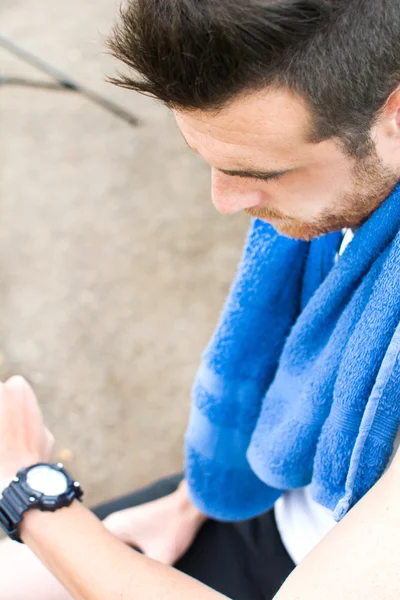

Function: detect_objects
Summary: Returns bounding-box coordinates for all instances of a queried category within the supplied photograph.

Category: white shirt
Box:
[274,229,400,565]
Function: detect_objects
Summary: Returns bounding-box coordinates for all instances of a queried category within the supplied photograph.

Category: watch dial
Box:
[26,465,68,496]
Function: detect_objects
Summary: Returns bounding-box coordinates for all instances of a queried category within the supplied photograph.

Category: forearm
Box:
[21,497,221,600]
[274,468,400,600]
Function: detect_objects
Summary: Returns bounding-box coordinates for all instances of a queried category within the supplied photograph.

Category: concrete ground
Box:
[0,0,248,506]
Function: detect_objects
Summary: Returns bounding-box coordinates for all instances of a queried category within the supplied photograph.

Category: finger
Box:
[102,514,124,533]
[102,514,137,544]
[4,377,44,452]
[145,547,174,566]
[0,379,26,453]
[42,428,55,460]
[102,514,146,554]
[4,377,42,419]
[45,428,55,447]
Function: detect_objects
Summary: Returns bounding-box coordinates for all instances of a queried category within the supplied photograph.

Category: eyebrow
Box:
[179,132,293,181]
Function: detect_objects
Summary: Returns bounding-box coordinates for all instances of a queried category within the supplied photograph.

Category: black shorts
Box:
[93,474,295,600]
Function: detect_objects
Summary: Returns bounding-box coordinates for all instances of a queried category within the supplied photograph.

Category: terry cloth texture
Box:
[185,183,400,522]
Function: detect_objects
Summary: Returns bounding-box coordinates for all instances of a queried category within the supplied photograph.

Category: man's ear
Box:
[379,86,400,138]
[372,86,400,168]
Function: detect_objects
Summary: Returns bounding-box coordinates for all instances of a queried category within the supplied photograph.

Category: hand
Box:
[103,480,207,565]
[0,376,54,492]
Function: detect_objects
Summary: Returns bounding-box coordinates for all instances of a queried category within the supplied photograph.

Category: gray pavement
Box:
[0,1,248,505]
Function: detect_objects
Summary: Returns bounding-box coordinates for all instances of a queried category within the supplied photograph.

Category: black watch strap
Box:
[0,480,35,541]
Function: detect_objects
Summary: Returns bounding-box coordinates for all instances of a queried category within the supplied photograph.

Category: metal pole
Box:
[0,35,140,126]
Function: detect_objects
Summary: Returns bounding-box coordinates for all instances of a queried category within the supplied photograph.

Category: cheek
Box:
[270,165,352,218]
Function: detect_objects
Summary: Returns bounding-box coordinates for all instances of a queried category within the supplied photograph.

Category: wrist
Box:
[174,480,208,526]
[20,498,81,542]
[0,463,83,544]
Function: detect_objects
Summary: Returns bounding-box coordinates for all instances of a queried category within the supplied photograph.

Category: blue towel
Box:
[185,182,400,522]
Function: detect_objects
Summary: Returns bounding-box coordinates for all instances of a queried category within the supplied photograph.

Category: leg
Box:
[175,501,295,600]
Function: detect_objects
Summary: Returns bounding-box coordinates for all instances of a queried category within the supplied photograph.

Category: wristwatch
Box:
[0,462,83,543]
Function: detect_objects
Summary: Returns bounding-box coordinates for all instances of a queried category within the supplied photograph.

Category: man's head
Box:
[108,0,400,240]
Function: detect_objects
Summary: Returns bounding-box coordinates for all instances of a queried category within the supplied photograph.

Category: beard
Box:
[245,151,399,241]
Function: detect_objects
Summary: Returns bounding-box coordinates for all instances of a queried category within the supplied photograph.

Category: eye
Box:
[254,173,285,183]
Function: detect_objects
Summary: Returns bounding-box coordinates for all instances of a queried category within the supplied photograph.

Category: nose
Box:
[211,169,263,215]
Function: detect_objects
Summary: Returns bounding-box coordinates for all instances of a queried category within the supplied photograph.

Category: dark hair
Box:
[108,0,400,157]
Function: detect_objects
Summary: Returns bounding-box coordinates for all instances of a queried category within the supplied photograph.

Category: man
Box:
[1,1,400,598]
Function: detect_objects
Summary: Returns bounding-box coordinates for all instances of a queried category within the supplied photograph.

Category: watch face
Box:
[26,465,68,496]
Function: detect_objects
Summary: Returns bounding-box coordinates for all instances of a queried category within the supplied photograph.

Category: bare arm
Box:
[21,498,226,600]
[274,464,400,600]
[0,479,207,600]
[21,463,400,600]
